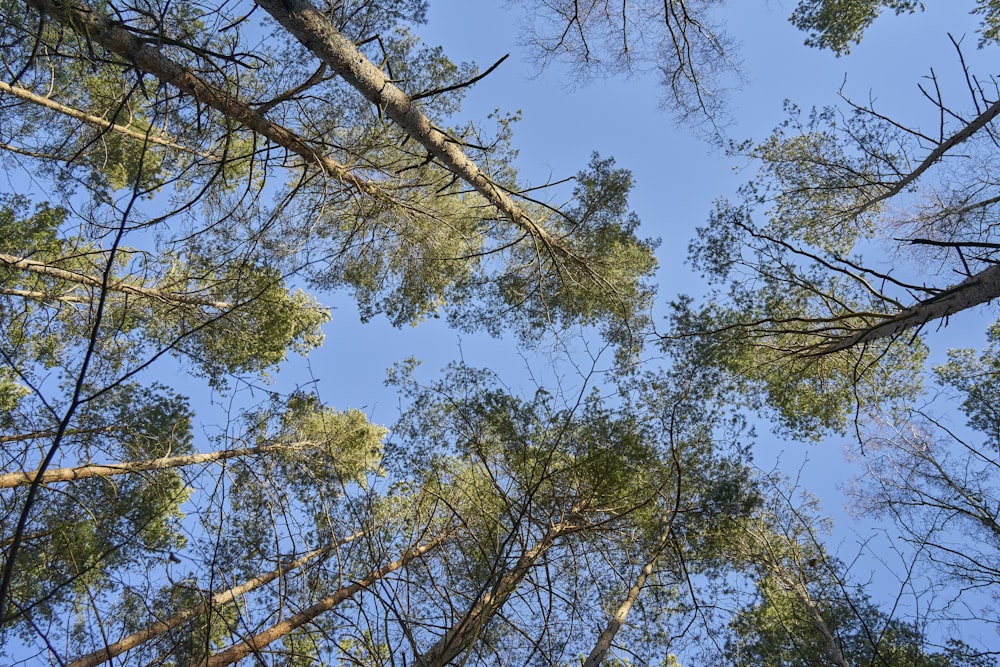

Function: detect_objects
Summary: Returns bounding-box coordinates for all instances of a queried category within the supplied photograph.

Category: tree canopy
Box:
[2,0,1000,665]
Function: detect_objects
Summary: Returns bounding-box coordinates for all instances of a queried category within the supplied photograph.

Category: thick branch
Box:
[22,0,394,203]
[0,441,314,488]
[819,262,1000,353]
[67,532,363,667]
[252,0,571,258]
[0,252,230,309]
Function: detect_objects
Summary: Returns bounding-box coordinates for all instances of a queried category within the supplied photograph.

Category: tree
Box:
[842,326,1000,640]
[5,0,1000,664]
[666,29,1000,435]
[508,0,740,125]
[716,477,991,667]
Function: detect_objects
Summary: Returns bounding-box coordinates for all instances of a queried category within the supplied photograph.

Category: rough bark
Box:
[820,262,1000,354]
[0,441,312,489]
[67,532,363,667]
[252,0,574,260]
[198,534,447,667]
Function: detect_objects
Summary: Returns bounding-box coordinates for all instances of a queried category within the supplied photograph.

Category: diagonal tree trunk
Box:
[22,0,412,209]
[0,252,232,310]
[581,512,678,667]
[0,79,221,160]
[819,262,1000,354]
[0,440,315,489]
[414,506,586,667]
[198,534,448,667]
[67,532,363,667]
[252,0,573,261]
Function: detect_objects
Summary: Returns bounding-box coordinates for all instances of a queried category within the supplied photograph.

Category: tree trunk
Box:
[252,0,572,260]
[0,441,313,489]
[22,0,399,206]
[67,532,362,667]
[0,79,220,160]
[582,513,677,667]
[197,534,448,667]
[821,262,1000,354]
[0,252,232,310]
[414,504,587,667]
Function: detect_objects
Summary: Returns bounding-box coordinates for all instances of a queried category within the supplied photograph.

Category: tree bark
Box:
[820,262,1000,354]
[252,0,574,260]
[22,0,402,207]
[0,441,314,489]
[0,252,232,310]
[581,516,676,667]
[414,504,586,667]
[67,532,363,667]
[198,534,447,667]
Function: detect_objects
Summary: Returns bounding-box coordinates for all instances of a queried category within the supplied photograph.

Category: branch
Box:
[818,262,1000,354]
[0,79,222,161]
[0,440,318,489]
[22,0,410,210]
[199,534,448,667]
[251,0,574,260]
[0,251,232,309]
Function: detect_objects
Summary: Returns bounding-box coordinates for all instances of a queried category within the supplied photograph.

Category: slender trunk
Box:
[0,425,116,444]
[821,262,1000,354]
[198,534,447,667]
[860,97,1000,214]
[415,505,586,667]
[252,0,572,260]
[779,572,851,667]
[0,441,313,489]
[582,518,676,667]
[67,532,362,667]
[0,252,231,310]
[0,79,219,160]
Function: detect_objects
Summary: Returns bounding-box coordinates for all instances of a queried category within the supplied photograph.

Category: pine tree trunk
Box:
[67,532,363,667]
[582,510,677,667]
[198,534,448,667]
[23,0,397,204]
[252,0,571,259]
[414,503,587,667]
[822,263,1000,353]
[0,252,232,309]
[0,441,310,489]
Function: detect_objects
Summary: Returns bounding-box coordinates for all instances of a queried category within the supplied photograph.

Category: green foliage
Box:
[728,577,989,666]
[467,153,658,358]
[789,0,924,54]
[119,582,240,667]
[277,391,388,488]
[671,103,932,437]
[1,383,194,639]
[935,321,1000,449]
